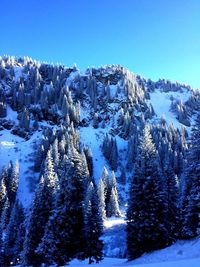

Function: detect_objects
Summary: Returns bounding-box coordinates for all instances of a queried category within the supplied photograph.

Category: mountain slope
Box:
[0,56,200,265]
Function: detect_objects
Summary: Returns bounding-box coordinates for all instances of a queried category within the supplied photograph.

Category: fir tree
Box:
[37,150,89,266]
[97,178,106,220]
[126,125,169,260]
[164,160,179,242]
[83,146,93,177]
[84,182,103,264]
[23,149,58,266]
[0,225,4,267]
[9,161,19,204]
[4,200,25,266]
[1,197,11,231]
[107,172,121,217]
[0,168,7,217]
[181,115,200,238]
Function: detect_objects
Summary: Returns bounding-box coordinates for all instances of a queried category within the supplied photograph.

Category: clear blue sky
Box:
[0,0,199,88]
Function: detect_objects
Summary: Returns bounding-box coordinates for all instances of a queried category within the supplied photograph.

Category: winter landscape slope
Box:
[0,56,200,266]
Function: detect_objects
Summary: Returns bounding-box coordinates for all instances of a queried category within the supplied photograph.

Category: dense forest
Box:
[0,56,199,266]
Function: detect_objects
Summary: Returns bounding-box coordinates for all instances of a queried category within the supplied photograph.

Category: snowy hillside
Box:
[0,56,200,266]
[67,237,200,266]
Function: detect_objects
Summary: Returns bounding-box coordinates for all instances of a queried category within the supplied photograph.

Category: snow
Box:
[103,217,127,258]
[79,125,110,181]
[149,88,191,129]
[0,105,43,207]
[6,105,18,121]
[110,84,118,98]
[104,217,126,229]
[0,129,41,207]
[51,237,200,266]
[14,257,200,267]
[66,70,80,87]
[14,66,24,82]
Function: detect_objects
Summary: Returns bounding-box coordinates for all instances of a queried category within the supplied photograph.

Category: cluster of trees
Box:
[0,127,106,266]
[126,118,200,260]
[0,161,25,266]
[98,167,121,219]
[0,56,199,265]
[0,88,7,118]
[8,121,120,266]
[102,134,118,171]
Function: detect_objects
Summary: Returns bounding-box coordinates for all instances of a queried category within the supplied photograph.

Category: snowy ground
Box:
[68,257,200,267]
[0,106,42,207]
[0,128,41,207]
[149,88,191,129]
[67,236,200,266]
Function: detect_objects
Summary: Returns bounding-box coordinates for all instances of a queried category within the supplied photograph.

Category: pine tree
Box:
[107,172,121,217]
[126,125,169,260]
[84,182,103,264]
[9,161,19,204]
[97,178,106,220]
[100,167,111,214]
[37,150,89,266]
[4,200,25,266]
[0,225,4,267]
[180,115,200,238]
[0,168,7,217]
[23,149,58,266]
[163,159,179,242]
[1,197,11,231]
[83,146,93,177]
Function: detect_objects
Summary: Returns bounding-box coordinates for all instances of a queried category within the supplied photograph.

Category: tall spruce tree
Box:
[23,149,58,266]
[0,224,4,267]
[4,200,25,266]
[84,182,103,264]
[107,171,121,217]
[126,125,169,260]
[180,115,200,238]
[37,150,89,266]
[9,161,19,204]
[163,158,179,243]
[97,178,106,220]
[0,168,7,217]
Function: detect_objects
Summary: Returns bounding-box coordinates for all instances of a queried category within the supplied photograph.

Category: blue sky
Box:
[0,0,199,88]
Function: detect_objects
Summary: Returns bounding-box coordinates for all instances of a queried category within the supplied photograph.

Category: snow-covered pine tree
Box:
[84,182,103,264]
[0,224,4,266]
[19,108,30,130]
[0,197,11,230]
[97,178,106,220]
[107,171,121,217]
[163,158,179,242]
[0,167,7,217]
[52,138,60,170]
[83,146,93,177]
[180,115,200,238]
[9,160,19,204]
[126,125,169,260]
[37,150,89,266]
[34,144,45,172]
[23,149,58,266]
[100,167,111,215]
[4,200,25,266]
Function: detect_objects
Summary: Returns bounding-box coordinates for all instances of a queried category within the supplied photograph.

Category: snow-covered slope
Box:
[1,59,199,267]
[148,88,191,128]
[66,237,200,266]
